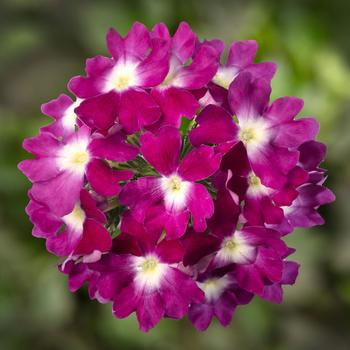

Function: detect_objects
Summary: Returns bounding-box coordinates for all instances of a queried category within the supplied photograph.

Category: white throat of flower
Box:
[198,276,230,302]
[56,138,90,175]
[246,173,269,197]
[238,117,270,154]
[62,202,85,232]
[134,255,167,290]
[104,60,139,92]
[160,174,191,211]
[212,66,240,89]
[216,232,256,265]
[62,98,82,131]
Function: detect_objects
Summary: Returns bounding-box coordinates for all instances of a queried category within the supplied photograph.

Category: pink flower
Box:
[19,127,137,216]
[120,126,221,238]
[70,22,170,133]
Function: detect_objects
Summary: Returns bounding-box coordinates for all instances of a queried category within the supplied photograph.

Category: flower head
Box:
[19,21,334,332]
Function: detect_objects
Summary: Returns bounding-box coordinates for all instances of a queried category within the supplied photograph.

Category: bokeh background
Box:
[1,0,349,349]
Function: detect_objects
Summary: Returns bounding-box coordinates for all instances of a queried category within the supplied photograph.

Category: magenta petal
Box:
[299,141,326,171]
[22,133,60,156]
[151,23,170,40]
[151,87,199,128]
[80,189,106,224]
[208,189,240,236]
[187,183,214,232]
[136,39,169,87]
[68,76,103,98]
[173,45,219,89]
[18,158,60,182]
[172,21,196,63]
[189,104,238,147]
[228,72,271,118]
[162,267,204,316]
[119,177,162,222]
[266,97,304,122]
[214,291,237,327]
[124,22,151,59]
[74,219,112,255]
[86,159,133,197]
[140,126,181,176]
[89,132,138,162]
[156,239,184,264]
[106,28,124,60]
[272,118,320,148]
[75,91,119,130]
[30,206,62,235]
[255,247,283,284]
[41,94,73,120]
[85,55,115,77]
[188,303,213,331]
[46,227,80,257]
[251,146,299,189]
[164,210,190,239]
[119,89,160,133]
[227,40,257,67]
[244,62,277,81]
[178,145,221,181]
[136,292,164,332]
[31,171,83,216]
[113,283,141,319]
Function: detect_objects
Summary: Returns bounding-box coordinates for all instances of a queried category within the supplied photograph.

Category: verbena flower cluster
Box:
[19,22,335,332]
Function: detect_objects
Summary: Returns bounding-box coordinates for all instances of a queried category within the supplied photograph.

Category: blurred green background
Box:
[0,0,349,349]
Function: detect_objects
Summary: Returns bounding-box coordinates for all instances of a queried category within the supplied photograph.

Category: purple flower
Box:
[190,73,320,189]
[189,272,253,331]
[27,189,112,262]
[120,126,221,238]
[149,22,220,129]
[70,22,170,133]
[85,228,204,332]
[19,127,137,216]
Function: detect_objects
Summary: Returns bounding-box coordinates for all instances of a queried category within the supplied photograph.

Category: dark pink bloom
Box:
[26,189,112,262]
[190,73,319,189]
[40,94,82,137]
[120,126,221,238]
[189,272,253,331]
[19,127,137,216]
[149,22,220,129]
[208,40,276,107]
[69,22,170,133]
[85,229,204,332]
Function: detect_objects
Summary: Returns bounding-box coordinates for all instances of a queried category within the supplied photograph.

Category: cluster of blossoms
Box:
[19,22,335,332]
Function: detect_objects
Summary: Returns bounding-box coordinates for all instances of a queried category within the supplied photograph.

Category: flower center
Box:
[114,74,132,90]
[141,257,159,273]
[239,128,257,143]
[223,238,237,251]
[217,233,257,265]
[246,173,268,197]
[198,277,229,301]
[57,140,90,175]
[105,61,139,92]
[135,255,166,290]
[160,175,191,211]
[71,151,89,166]
[248,174,261,187]
[238,118,270,154]
[62,203,85,232]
